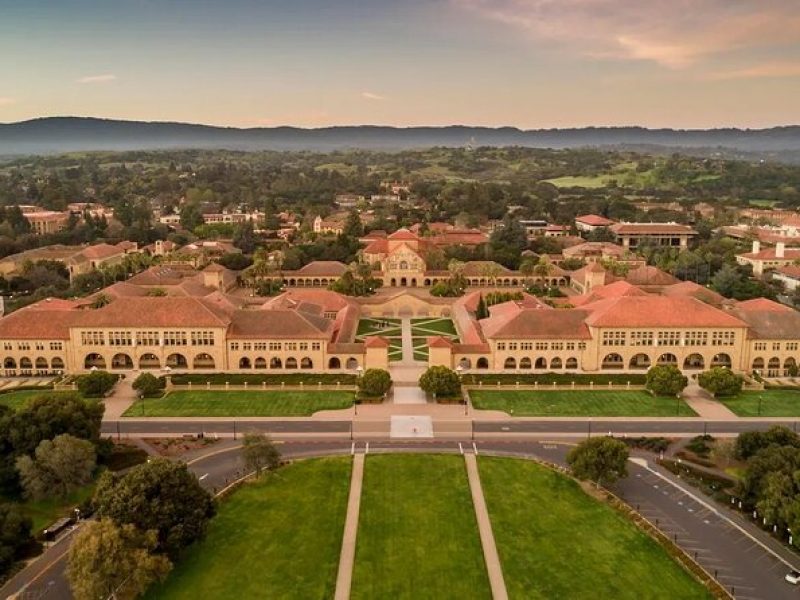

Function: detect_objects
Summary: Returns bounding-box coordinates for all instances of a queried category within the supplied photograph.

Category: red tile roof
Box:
[576,214,614,226]
[582,296,746,328]
[610,223,698,235]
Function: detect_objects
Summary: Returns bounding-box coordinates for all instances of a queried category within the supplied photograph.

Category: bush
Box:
[76,371,118,398]
[621,436,671,453]
[132,373,164,398]
[645,365,688,397]
[734,426,800,460]
[419,366,461,398]
[358,369,391,397]
[461,372,647,385]
[698,367,743,397]
[167,373,357,386]
[567,436,629,486]
[0,503,34,578]
[686,435,714,458]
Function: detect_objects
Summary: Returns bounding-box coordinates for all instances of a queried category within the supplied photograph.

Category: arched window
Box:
[476,357,489,369]
[19,357,32,369]
[629,354,651,369]
[346,357,359,369]
[565,357,578,369]
[84,353,106,369]
[458,357,471,369]
[270,357,282,369]
[300,357,313,369]
[534,357,547,369]
[254,357,267,369]
[712,353,732,368]
[51,357,65,370]
[656,353,677,366]
[239,357,252,369]
[193,353,215,369]
[166,353,187,368]
[601,353,624,369]
[35,357,48,369]
[328,357,341,369]
[752,357,765,370]
[111,353,133,369]
[550,357,562,369]
[139,353,160,369]
[3,357,16,369]
[519,357,531,369]
[768,357,781,370]
[683,354,704,370]
[504,357,517,369]
[285,357,298,369]
[784,357,797,373]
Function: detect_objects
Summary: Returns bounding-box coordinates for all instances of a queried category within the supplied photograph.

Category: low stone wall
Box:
[464,382,648,392]
[166,382,357,392]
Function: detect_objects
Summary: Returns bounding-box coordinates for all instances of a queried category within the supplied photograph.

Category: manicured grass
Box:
[4,483,96,534]
[147,457,351,600]
[717,390,800,417]
[410,317,458,337]
[352,454,491,599]
[470,390,697,416]
[479,457,711,599]
[0,389,75,411]
[123,390,354,417]
[356,317,401,337]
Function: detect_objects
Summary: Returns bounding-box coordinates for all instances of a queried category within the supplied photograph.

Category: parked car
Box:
[785,570,800,585]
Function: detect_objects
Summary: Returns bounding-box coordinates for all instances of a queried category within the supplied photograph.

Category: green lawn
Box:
[543,174,610,189]
[2,482,95,534]
[479,457,711,599]
[717,390,800,417]
[352,454,491,600]
[470,390,697,416]
[0,389,75,411]
[147,457,351,600]
[356,317,401,337]
[410,317,458,337]
[123,390,354,417]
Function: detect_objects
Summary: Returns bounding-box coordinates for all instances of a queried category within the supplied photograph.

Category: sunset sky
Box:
[1,0,799,128]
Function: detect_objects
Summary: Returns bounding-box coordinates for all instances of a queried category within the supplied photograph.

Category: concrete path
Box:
[390,415,434,438]
[334,453,365,600]
[399,317,416,365]
[102,376,138,419]
[464,452,508,600]
[682,383,738,419]
[392,385,427,404]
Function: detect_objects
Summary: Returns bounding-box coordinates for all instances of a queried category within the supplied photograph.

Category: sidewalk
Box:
[334,453,364,600]
[682,383,738,419]
[102,377,138,419]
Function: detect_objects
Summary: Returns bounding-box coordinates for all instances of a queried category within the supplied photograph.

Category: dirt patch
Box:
[143,437,220,457]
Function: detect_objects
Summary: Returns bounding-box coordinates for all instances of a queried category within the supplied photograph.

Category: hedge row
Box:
[461,372,647,385]
[165,373,358,386]
[0,384,56,395]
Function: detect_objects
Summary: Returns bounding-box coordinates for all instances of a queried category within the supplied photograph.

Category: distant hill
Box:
[1,117,800,156]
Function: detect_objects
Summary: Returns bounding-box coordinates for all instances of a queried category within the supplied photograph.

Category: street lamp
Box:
[456,364,466,415]
[758,395,763,417]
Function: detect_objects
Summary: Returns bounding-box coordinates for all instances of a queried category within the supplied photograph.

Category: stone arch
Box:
[346,357,359,369]
[629,353,651,369]
[111,353,134,369]
[239,357,252,369]
[504,357,517,369]
[3,357,16,369]
[712,353,732,368]
[328,357,341,369]
[35,357,48,370]
[300,357,313,369]
[476,357,489,369]
[768,356,781,370]
[270,357,282,369]
[166,353,188,368]
[535,357,547,369]
[565,357,578,369]
[19,357,32,370]
[139,353,160,369]
[51,357,65,370]
[550,357,563,369]
[84,353,106,369]
[424,278,431,286]
[601,353,624,369]
[656,353,678,366]
[683,353,704,370]
[752,357,765,370]
[254,357,267,369]
[285,357,298,369]
[458,357,472,369]
[519,357,531,369]
[193,353,215,369]
[784,357,797,373]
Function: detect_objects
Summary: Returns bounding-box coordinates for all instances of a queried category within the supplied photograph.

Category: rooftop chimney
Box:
[776,242,785,259]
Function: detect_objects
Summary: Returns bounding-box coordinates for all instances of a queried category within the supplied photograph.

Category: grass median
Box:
[469,390,697,417]
[479,457,712,599]
[123,390,354,417]
[146,457,351,599]
[717,389,800,417]
[351,454,491,599]
[0,389,78,411]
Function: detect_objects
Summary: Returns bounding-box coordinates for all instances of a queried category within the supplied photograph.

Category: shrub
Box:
[76,371,118,398]
[419,366,461,398]
[567,436,629,486]
[132,373,164,398]
[645,365,688,397]
[358,369,392,397]
[698,367,743,397]
[167,373,356,386]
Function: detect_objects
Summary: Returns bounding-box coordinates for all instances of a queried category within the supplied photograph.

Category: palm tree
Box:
[533,256,554,282]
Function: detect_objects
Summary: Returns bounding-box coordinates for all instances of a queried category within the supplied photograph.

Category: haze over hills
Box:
[2,117,800,157]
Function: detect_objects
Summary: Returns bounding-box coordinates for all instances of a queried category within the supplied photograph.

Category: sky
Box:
[1,0,799,129]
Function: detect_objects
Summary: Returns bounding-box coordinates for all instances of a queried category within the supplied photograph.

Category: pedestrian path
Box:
[681,383,737,419]
[464,452,508,600]
[334,452,365,600]
[399,317,417,365]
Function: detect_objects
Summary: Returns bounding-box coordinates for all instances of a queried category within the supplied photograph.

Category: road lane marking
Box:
[199,473,209,481]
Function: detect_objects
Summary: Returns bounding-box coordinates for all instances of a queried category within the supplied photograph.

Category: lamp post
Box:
[355,366,363,416]
[456,364,466,415]
[758,395,763,417]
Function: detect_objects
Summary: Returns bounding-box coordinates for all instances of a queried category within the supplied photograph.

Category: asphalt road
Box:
[6,439,800,600]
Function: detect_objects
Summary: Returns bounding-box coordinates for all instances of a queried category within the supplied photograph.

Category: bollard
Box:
[206,381,211,389]
[225,381,229,390]
[571,381,575,389]
[244,381,247,389]
[262,381,266,389]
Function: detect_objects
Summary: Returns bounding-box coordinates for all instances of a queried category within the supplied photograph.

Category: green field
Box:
[123,390,354,417]
[2,482,95,534]
[410,317,458,337]
[147,457,351,599]
[717,390,800,417]
[356,317,401,337]
[0,389,75,411]
[479,457,711,599]
[543,174,610,188]
[470,390,697,416]
[351,454,491,599]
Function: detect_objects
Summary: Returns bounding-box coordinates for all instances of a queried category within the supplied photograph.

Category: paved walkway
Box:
[464,452,508,600]
[398,317,418,366]
[103,376,138,419]
[682,383,738,419]
[334,453,365,600]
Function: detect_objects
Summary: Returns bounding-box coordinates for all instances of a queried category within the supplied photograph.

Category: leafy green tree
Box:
[93,458,215,558]
[567,436,629,487]
[735,426,800,461]
[0,503,33,577]
[645,365,688,397]
[179,201,204,230]
[216,252,252,271]
[16,434,96,500]
[697,367,743,397]
[67,519,172,600]
[132,373,165,398]
[242,433,282,477]
[419,366,461,398]
[358,368,392,397]
[233,220,257,254]
[475,293,490,320]
[76,370,117,397]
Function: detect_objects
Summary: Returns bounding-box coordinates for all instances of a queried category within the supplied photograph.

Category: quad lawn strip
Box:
[123,390,354,417]
[146,457,351,600]
[479,457,712,599]
[351,454,491,599]
[0,389,78,411]
[717,389,800,417]
[469,390,697,417]
[410,317,458,337]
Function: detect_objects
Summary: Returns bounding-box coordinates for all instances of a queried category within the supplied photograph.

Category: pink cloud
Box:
[454,0,800,70]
